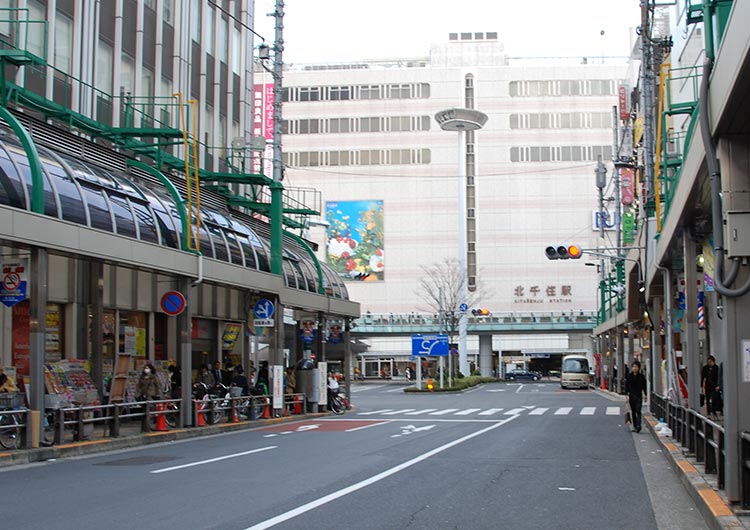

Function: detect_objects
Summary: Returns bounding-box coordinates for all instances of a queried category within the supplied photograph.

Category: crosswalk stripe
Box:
[580,407,596,415]
[454,408,482,416]
[554,407,573,415]
[528,408,548,415]
[382,409,415,415]
[504,408,525,415]
[358,409,393,416]
[478,408,504,416]
[429,409,459,415]
[606,407,620,415]
[405,409,437,415]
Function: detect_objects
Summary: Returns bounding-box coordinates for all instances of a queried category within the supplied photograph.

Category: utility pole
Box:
[595,158,607,323]
[269,0,284,277]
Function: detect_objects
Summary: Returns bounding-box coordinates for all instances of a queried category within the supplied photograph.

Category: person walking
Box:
[137,364,162,401]
[701,355,721,418]
[624,360,647,433]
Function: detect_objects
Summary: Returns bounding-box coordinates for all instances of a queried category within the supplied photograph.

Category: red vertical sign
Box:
[618,86,629,120]
[621,167,635,206]
[12,300,30,376]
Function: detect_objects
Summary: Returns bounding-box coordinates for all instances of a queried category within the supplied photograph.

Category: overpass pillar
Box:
[479,334,492,377]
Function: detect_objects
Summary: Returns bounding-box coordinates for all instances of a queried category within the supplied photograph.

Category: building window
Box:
[163,0,174,25]
[96,41,113,95]
[206,7,215,55]
[54,12,73,74]
[190,0,202,43]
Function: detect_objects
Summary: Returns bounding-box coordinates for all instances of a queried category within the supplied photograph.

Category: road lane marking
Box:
[515,384,525,393]
[478,408,503,416]
[346,422,389,433]
[382,409,416,415]
[242,416,521,530]
[504,408,525,415]
[606,407,620,415]
[405,409,437,415]
[486,389,506,392]
[386,387,406,393]
[150,446,276,474]
[580,407,596,415]
[528,408,548,415]
[351,385,385,393]
[554,407,573,415]
[429,409,459,415]
[454,408,482,416]
[357,409,393,416]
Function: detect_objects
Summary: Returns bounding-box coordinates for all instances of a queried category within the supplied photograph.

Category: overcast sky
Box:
[254,0,642,63]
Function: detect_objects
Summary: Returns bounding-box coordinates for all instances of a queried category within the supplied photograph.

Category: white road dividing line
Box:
[478,408,504,416]
[150,446,276,474]
[405,409,437,415]
[554,407,573,415]
[528,408,548,416]
[242,416,521,530]
[357,409,393,416]
[515,384,525,394]
[382,409,416,415]
[580,407,596,415]
[429,409,460,415]
[606,407,621,415]
[504,408,525,415]
[454,408,482,416]
[345,422,389,433]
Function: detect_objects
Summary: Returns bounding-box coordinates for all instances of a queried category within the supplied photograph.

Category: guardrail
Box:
[0,393,311,450]
[651,393,725,489]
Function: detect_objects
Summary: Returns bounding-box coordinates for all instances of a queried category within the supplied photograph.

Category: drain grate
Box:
[94,455,180,466]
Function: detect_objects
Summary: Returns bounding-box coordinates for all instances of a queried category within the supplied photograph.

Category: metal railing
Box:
[651,393,725,489]
[0,393,311,450]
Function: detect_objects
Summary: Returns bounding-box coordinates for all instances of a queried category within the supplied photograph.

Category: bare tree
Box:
[416,258,485,351]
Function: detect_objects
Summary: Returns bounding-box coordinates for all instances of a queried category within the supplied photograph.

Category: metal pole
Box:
[640,1,655,215]
[178,277,193,427]
[269,0,284,276]
[457,130,469,376]
[29,247,48,442]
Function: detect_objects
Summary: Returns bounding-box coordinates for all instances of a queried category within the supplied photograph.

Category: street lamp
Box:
[435,108,488,377]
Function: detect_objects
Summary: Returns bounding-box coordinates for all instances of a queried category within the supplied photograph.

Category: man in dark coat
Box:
[624,360,648,433]
[701,355,721,417]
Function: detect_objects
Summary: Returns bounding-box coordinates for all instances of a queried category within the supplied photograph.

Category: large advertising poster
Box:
[325,200,384,281]
[251,83,274,177]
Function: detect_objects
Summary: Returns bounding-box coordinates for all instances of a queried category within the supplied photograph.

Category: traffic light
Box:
[471,308,490,316]
[545,245,583,260]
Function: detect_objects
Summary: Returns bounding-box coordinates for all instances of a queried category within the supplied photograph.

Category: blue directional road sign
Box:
[254,299,275,319]
[411,334,450,356]
[458,303,469,314]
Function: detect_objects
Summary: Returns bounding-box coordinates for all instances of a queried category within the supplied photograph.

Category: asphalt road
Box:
[0,381,707,530]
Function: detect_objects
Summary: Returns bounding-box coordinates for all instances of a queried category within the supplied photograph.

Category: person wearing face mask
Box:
[137,363,162,401]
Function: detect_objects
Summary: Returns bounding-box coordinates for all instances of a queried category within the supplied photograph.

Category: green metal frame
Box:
[0,106,44,213]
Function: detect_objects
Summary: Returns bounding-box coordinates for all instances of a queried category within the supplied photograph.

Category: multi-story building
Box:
[0,0,358,424]
[255,33,628,372]
[594,0,750,506]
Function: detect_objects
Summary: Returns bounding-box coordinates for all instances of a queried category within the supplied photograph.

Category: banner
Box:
[1,259,29,307]
[326,200,384,281]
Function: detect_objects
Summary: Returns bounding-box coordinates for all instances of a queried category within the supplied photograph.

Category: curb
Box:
[0,412,328,468]
[644,414,748,530]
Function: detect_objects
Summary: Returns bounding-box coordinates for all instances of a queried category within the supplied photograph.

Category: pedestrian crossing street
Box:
[357,406,622,418]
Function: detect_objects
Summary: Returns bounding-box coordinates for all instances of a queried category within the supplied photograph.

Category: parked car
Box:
[505,369,542,381]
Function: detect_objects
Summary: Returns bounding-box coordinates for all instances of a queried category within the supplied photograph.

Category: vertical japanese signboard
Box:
[252,84,274,178]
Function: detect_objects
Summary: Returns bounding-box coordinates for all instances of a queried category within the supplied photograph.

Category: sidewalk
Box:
[0,412,327,468]
[594,388,749,530]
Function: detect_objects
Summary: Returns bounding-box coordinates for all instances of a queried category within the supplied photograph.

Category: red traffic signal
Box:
[545,245,583,260]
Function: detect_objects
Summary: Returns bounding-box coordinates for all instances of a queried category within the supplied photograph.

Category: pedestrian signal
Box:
[545,245,583,260]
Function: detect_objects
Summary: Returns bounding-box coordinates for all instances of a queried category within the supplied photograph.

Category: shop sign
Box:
[618,86,629,120]
[1,259,29,307]
[620,167,634,206]
[253,318,274,327]
[272,365,284,409]
[318,361,327,406]
[222,323,242,350]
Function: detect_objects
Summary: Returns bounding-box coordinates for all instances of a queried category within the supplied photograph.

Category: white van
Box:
[560,354,590,389]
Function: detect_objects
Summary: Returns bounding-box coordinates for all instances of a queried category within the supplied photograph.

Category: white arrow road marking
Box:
[296,424,320,432]
[150,446,277,474]
[391,424,436,438]
[478,408,504,416]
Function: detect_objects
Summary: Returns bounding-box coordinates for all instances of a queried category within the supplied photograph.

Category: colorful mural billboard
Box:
[326,200,384,281]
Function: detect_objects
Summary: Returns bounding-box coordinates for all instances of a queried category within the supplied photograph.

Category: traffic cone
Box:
[602,378,608,391]
[196,401,206,426]
[231,404,240,423]
[293,395,302,415]
[262,398,271,419]
[155,403,168,431]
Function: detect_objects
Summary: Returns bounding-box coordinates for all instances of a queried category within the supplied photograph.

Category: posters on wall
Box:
[326,200,384,281]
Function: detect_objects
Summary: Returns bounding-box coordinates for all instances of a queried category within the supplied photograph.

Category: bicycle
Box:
[328,389,346,415]
[0,393,26,449]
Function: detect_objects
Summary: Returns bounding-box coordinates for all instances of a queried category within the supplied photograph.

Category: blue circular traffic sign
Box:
[161,290,186,316]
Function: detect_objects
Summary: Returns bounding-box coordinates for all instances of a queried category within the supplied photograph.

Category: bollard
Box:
[294,395,302,414]
[112,403,120,437]
[76,406,85,441]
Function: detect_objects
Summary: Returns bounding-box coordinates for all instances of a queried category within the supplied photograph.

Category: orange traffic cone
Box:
[293,395,302,414]
[196,401,206,426]
[262,398,271,419]
[232,405,240,423]
[602,378,608,391]
[155,403,168,431]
